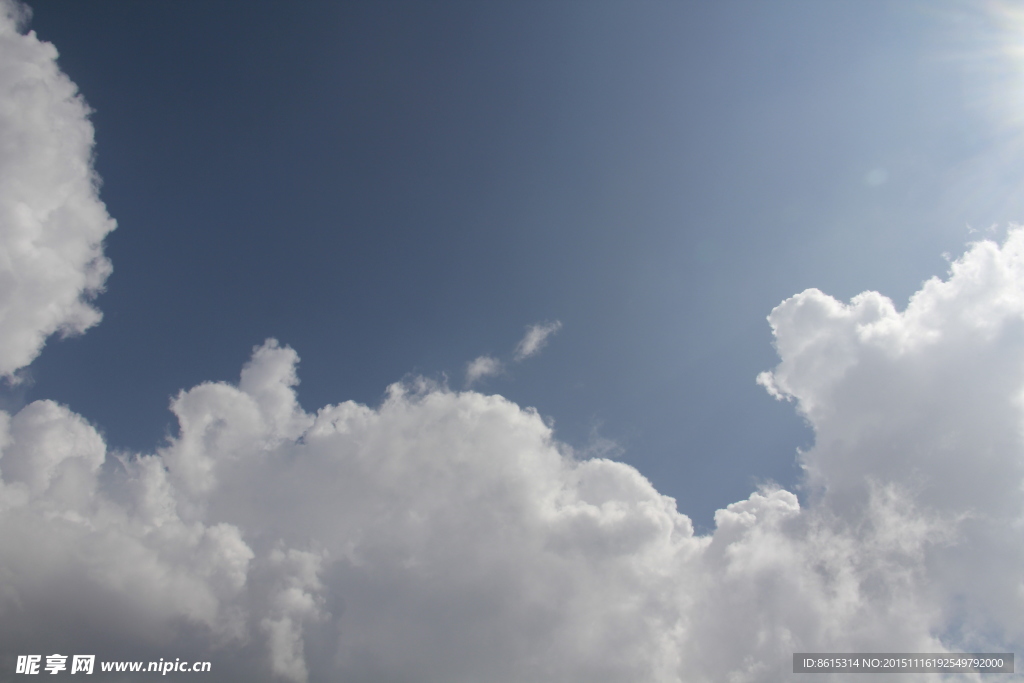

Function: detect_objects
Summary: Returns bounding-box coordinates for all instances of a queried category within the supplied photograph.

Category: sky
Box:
[3,0,1024,680]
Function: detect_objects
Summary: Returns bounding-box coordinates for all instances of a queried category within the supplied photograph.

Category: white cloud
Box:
[465,320,562,385]
[464,354,503,386]
[514,320,562,361]
[0,332,970,680]
[0,0,115,379]
[1,342,709,681]
[754,229,1024,655]
[9,228,1024,681]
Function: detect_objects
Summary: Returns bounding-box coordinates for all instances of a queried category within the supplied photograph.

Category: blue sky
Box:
[5,1,1024,680]
[19,0,1009,530]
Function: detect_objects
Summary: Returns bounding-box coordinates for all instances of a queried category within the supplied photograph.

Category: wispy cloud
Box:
[464,321,562,387]
[464,354,503,387]
[513,320,562,361]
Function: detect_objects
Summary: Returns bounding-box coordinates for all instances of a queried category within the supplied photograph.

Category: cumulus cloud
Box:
[0,0,115,380]
[8,224,1024,681]
[464,354,503,387]
[514,320,562,361]
[0,307,1009,681]
[755,229,1024,655]
[7,3,1024,680]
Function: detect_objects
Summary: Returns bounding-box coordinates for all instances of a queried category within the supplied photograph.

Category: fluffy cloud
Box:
[8,225,1024,682]
[0,0,115,380]
[757,229,1024,654]
[514,320,562,361]
[0,340,700,681]
[5,3,1024,680]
